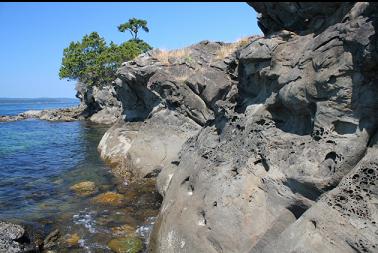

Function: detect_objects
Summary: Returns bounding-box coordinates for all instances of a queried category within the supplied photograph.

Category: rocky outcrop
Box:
[125,2,376,253]
[97,39,259,180]
[0,221,36,252]
[98,109,201,180]
[0,106,85,122]
[94,2,378,253]
[7,2,377,253]
[0,84,122,123]
[263,141,378,253]
[76,82,122,124]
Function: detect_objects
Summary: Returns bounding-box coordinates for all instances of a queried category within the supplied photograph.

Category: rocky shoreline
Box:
[0,106,86,123]
[97,3,378,252]
[1,2,377,253]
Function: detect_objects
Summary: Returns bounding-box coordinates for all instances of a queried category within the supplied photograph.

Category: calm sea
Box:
[0,98,159,252]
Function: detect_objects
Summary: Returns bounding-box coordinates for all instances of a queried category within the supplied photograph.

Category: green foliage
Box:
[118,18,149,40]
[59,32,152,87]
[185,55,194,63]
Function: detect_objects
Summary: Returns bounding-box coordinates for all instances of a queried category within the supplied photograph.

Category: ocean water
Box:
[0,97,79,116]
[0,98,160,252]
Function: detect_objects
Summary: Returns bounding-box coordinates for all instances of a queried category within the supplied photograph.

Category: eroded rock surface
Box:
[56,2,376,253]
[98,109,201,180]
[76,83,123,124]
[8,2,378,253]
[140,2,376,253]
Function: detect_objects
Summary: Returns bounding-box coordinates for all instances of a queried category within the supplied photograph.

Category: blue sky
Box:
[0,2,260,98]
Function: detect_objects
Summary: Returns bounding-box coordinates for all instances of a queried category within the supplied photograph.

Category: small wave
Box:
[136,216,157,244]
[72,208,97,233]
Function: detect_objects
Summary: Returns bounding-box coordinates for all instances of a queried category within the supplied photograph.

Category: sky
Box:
[0,2,261,98]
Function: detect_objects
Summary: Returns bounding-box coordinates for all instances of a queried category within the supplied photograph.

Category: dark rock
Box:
[43,229,60,249]
[249,2,355,36]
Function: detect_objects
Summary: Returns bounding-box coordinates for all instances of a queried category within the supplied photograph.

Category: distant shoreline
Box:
[0,97,78,100]
[0,98,79,104]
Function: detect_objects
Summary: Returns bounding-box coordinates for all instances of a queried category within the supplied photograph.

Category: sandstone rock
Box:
[89,107,120,124]
[75,82,122,124]
[262,146,378,253]
[98,109,200,181]
[0,222,41,252]
[145,2,378,253]
[62,2,377,253]
[116,40,238,126]
[98,121,141,176]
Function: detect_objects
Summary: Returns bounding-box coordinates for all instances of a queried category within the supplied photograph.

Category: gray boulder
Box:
[0,221,27,253]
[98,109,201,181]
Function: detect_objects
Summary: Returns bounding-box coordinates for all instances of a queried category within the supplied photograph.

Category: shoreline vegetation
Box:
[59,18,152,88]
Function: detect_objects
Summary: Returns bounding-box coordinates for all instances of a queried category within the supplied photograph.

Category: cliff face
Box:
[75,82,123,124]
[95,2,377,252]
[97,40,245,179]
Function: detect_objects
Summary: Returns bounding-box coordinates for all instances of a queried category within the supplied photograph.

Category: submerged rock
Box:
[43,229,60,249]
[70,181,97,197]
[112,224,137,237]
[107,236,143,253]
[92,192,125,206]
[63,233,80,247]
